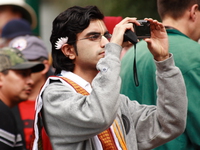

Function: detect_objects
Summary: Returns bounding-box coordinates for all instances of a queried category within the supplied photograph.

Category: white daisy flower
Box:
[55,37,68,50]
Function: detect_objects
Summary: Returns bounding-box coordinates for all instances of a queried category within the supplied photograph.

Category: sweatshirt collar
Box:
[60,70,92,93]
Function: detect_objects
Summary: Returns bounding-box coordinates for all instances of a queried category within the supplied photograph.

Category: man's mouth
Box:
[24,88,32,94]
[99,51,105,55]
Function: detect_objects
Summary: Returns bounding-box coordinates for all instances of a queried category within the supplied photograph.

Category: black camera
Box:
[134,20,151,39]
[123,20,151,44]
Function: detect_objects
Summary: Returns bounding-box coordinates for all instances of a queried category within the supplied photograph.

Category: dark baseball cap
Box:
[0,47,44,73]
[9,35,49,60]
[1,19,32,39]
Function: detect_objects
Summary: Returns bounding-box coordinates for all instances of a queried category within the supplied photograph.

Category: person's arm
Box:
[122,55,187,149]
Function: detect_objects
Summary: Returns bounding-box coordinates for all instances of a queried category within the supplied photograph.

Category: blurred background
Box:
[26,0,159,52]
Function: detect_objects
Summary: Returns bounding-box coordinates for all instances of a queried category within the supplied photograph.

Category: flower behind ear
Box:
[55,37,68,50]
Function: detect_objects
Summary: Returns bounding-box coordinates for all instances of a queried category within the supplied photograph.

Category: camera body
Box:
[123,20,151,44]
[134,20,151,39]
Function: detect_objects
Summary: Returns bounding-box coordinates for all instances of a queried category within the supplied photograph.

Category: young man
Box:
[120,0,200,149]
[0,47,44,149]
[32,5,187,150]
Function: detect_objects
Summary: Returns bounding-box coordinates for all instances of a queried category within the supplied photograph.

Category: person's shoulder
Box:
[168,32,200,47]
[43,78,72,96]
[0,100,10,114]
[169,36,200,53]
[0,101,16,129]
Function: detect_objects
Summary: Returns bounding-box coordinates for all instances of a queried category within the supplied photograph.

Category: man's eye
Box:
[104,34,112,40]
[20,72,29,77]
[88,34,100,41]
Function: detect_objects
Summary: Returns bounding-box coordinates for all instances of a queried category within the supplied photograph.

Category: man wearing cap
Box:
[0,47,44,149]
[9,35,53,150]
[0,0,37,35]
[0,18,53,149]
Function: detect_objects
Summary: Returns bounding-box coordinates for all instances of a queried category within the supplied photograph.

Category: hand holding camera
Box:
[111,18,168,61]
[123,20,151,44]
[123,18,169,61]
[143,18,169,61]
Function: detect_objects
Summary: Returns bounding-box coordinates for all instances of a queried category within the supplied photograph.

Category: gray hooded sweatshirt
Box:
[34,43,187,150]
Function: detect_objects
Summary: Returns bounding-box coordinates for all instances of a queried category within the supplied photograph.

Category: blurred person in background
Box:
[120,0,200,149]
[0,47,44,150]
[0,0,37,50]
[9,35,53,150]
[0,18,33,48]
[1,18,53,149]
[0,0,37,36]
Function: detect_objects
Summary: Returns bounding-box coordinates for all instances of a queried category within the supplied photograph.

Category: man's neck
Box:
[0,93,14,107]
[29,77,46,101]
[73,69,98,84]
[28,88,41,101]
[163,18,186,33]
[162,17,198,41]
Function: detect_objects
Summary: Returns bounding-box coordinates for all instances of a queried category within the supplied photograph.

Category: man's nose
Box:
[27,75,34,86]
[100,36,109,47]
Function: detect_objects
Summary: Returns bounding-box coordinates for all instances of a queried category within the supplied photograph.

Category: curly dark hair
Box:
[50,5,104,74]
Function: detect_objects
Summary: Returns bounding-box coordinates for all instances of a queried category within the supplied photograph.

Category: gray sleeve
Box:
[126,55,188,149]
[42,43,123,142]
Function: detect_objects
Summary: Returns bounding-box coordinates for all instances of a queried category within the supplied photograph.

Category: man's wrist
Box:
[154,53,170,61]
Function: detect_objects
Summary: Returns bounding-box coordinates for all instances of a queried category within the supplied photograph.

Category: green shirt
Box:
[120,29,200,150]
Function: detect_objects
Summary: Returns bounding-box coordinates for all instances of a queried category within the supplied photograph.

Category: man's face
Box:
[74,19,110,71]
[0,69,33,107]
[0,5,22,34]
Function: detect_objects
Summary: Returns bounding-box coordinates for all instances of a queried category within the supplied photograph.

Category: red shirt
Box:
[18,100,52,150]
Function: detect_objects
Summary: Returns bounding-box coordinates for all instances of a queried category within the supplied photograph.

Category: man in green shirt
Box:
[120,0,200,149]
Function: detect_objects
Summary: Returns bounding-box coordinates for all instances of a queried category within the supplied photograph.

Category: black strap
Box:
[121,114,130,134]
[133,43,139,86]
[123,30,139,86]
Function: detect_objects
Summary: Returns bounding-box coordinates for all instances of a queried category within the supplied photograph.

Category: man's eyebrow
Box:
[84,31,110,37]
[84,32,100,37]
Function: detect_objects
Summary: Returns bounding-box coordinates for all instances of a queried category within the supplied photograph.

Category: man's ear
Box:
[189,4,199,21]
[0,72,4,87]
[61,44,76,60]
[40,60,50,75]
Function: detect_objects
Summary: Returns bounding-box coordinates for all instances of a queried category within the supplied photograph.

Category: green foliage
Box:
[58,0,161,21]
